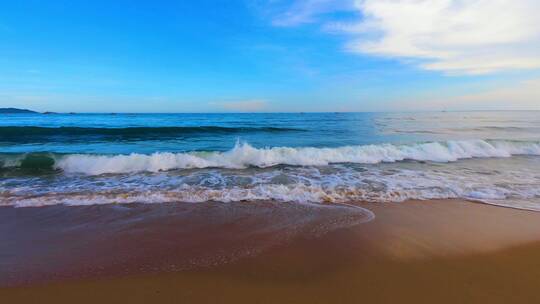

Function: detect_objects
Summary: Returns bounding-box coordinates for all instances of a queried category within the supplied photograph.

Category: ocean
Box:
[1,111,540,210]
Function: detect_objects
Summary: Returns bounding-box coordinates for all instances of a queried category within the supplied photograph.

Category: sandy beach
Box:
[3,0,540,302]
[3,199,540,303]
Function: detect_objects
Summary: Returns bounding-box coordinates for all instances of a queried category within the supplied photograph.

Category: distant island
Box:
[0,107,38,114]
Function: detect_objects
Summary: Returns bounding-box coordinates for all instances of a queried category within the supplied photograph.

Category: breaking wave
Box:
[1,139,539,175]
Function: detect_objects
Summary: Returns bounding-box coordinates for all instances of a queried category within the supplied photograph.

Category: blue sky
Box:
[1,0,539,112]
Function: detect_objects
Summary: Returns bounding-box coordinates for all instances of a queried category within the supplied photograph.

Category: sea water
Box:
[1,112,539,210]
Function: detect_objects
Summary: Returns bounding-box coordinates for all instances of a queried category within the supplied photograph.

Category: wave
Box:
[3,179,539,210]
[1,139,540,175]
[0,153,57,172]
[0,186,470,207]
[0,126,304,142]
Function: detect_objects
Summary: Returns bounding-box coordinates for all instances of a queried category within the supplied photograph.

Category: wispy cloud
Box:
[344,0,540,75]
[257,0,353,27]
[445,78,540,109]
[26,69,41,74]
[390,78,540,111]
[265,0,540,75]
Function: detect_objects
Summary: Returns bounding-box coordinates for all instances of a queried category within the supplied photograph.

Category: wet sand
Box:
[3,199,540,303]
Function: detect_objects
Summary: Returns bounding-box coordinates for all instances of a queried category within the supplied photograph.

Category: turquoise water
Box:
[0,112,401,154]
[1,112,540,210]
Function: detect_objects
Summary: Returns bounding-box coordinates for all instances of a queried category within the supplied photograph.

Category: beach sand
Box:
[3,199,540,303]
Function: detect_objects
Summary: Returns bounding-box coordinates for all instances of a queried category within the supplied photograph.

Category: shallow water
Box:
[1,111,539,210]
[0,200,372,285]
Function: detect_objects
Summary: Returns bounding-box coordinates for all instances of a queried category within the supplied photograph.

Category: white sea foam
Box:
[54,140,540,175]
[3,155,540,210]
[2,139,540,210]
[4,181,540,210]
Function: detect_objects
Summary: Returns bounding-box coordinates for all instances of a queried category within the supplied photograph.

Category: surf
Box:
[1,139,539,175]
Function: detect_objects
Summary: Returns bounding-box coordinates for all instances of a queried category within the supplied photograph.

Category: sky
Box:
[0,0,539,113]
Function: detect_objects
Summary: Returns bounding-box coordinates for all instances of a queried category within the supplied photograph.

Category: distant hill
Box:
[0,108,38,114]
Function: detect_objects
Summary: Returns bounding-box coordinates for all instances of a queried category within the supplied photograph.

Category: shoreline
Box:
[3,199,540,303]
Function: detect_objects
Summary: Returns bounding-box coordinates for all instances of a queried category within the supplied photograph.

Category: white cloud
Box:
[271,0,540,75]
[342,0,540,74]
[266,0,353,27]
